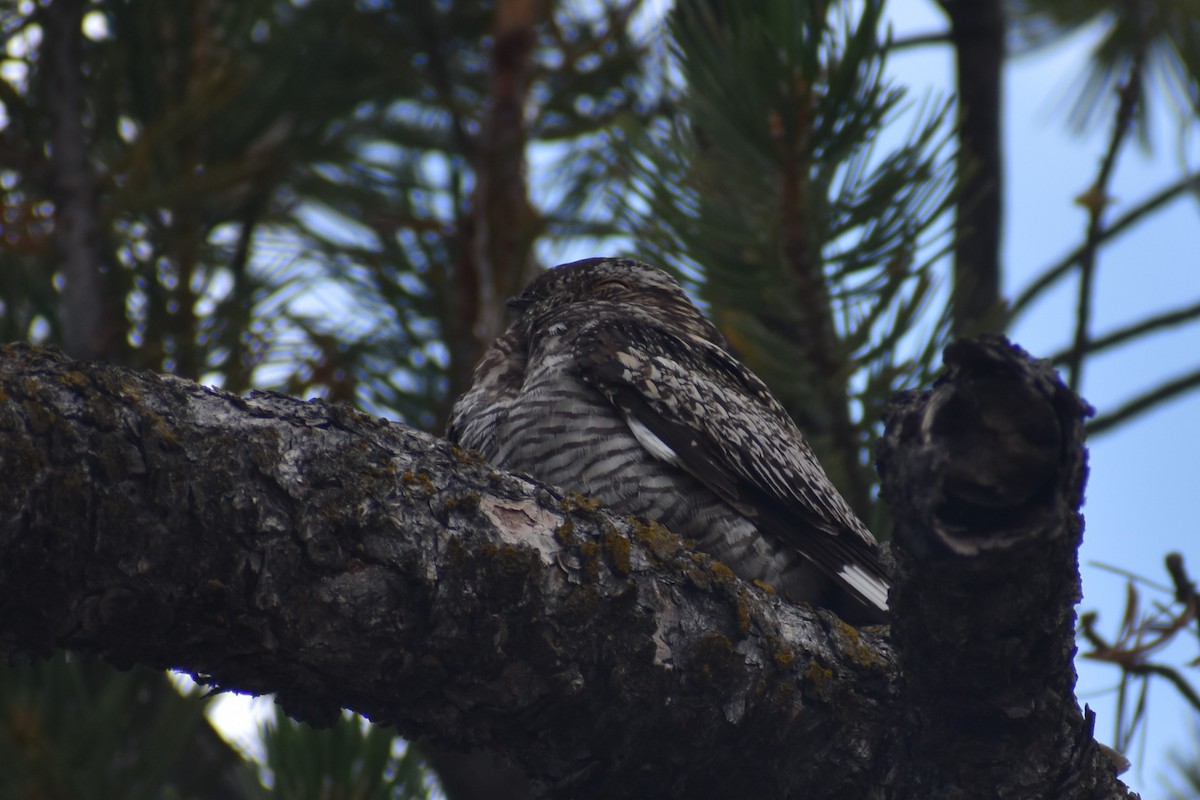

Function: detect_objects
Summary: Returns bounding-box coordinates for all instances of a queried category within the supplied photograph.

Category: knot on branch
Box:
[879,335,1093,558]
[876,336,1116,797]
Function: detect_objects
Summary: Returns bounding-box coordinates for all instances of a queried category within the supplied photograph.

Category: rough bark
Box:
[0,342,1134,798]
[878,337,1120,798]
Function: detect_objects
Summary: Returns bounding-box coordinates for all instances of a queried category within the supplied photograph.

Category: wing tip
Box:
[837,563,890,612]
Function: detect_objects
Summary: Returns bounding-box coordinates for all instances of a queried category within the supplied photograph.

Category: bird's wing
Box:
[570,313,889,612]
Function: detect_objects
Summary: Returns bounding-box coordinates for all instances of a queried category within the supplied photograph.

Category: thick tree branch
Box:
[0,342,1134,798]
[877,336,1127,798]
[0,344,889,798]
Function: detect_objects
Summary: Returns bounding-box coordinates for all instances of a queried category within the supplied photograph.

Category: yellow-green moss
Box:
[21,398,58,434]
[751,579,777,595]
[554,517,577,547]
[708,560,736,585]
[804,659,833,692]
[832,617,860,643]
[734,596,752,636]
[602,529,632,575]
[449,445,484,464]
[441,491,481,513]
[559,491,602,513]
[579,540,602,582]
[772,645,795,668]
[631,518,684,562]
[832,617,888,668]
[142,409,180,447]
[400,470,436,493]
[61,369,92,390]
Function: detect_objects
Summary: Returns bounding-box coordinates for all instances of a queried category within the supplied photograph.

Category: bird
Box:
[447,257,889,623]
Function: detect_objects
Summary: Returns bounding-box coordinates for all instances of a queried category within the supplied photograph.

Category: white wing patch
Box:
[626,414,683,468]
[838,563,890,612]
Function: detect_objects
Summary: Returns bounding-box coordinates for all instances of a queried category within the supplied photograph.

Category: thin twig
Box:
[1165,553,1197,609]
[1065,49,1146,392]
[1088,365,1200,435]
[1047,297,1200,365]
[1080,552,1200,750]
[1008,171,1200,323]
[1089,561,1175,594]
[1123,663,1200,714]
[889,30,953,51]
[1166,552,1200,641]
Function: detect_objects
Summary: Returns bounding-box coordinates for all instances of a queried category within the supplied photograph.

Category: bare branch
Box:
[889,30,953,51]
[1065,48,1145,392]
[1089,366,1200,435]
[1047,297,1200,366]
[1006,170,1200,326]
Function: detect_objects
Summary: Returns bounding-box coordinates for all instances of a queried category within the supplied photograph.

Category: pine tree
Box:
[1,0,1197,795]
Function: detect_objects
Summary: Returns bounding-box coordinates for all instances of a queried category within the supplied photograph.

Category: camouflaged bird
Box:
[447,257,889,622]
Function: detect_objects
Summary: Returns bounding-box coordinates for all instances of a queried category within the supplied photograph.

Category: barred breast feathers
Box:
[447,326,528,461]
[447,257,890,619]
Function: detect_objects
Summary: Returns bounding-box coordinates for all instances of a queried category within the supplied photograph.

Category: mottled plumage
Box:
[448,257,889,622]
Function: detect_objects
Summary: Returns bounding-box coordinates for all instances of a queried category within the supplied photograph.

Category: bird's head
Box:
[508,258,724,343]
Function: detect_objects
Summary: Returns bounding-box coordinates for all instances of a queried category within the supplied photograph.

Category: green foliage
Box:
[0,655,257,800]
[612,0,955,521]
[0,0,658,427]
[1007,0,1200,144]
[277,0,661,425]
[251,712,432,800]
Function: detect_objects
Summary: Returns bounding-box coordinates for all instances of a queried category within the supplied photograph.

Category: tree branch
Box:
[889,30,953,51]
[876,336,1127,797]
[1064,48,1145,393]
[1088,365,1200,436]
[42,0,117,360]
[1047,297,1200,367]
[1007,170,1200,324]
[0,344,888,798]
[938,0,1005,335]
[0,342,1134,798]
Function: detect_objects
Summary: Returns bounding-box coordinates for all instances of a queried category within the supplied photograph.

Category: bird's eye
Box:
[593,278,626,293]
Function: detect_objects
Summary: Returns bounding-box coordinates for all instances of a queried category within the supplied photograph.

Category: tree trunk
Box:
[939,0,1005,335]
[43,0,117,360]
[0,342,1133,798]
